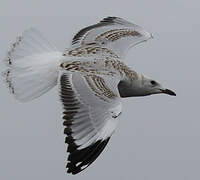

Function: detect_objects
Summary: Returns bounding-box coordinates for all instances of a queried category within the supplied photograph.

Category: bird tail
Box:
[1,28,64,102]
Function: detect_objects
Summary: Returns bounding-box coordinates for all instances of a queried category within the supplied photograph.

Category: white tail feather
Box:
[2,28,64,102]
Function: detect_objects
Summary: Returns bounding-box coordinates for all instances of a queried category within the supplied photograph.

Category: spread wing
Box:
[71,17,152,58]
[59,68,122,174]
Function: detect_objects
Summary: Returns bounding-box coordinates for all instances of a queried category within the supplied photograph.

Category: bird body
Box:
[1,17,176,174]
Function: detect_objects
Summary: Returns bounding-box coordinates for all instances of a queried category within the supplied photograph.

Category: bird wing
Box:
[59,66,122,174]
[70,17,152,58]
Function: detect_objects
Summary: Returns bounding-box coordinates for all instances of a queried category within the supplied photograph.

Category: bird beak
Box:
[161,89,176,96]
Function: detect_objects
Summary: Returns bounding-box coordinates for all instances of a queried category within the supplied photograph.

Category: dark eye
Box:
[151,80,157,86]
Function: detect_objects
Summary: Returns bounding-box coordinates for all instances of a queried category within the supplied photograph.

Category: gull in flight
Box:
[2,17,176,175]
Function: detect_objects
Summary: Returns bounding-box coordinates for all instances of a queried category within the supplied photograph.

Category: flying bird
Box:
[2,17,176,175]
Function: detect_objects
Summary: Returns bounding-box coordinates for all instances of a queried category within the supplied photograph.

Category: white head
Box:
[118,74,176,97]
[139,74,176,96]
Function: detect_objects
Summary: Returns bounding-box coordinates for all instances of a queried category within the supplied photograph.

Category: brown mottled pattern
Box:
[95,28,141,43]
[91,75,117,99]
[61,61,119,101]
[61,61,117,77]
[66,46,119,58]
[95,29,124,41]
[61,58,138,80]
[104,59,139,80]
[83,75,109,102]
[105,30,141,42]
[61,61,96,74]
[61,59,143,103]
[71,17,118,46]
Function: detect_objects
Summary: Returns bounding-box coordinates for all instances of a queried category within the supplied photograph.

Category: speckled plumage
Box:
[2,17,176,175]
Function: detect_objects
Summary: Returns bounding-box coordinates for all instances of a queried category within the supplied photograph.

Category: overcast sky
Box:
[0,0,200,179]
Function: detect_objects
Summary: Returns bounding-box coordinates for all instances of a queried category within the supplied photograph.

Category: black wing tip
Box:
[66,137,110,175]
[72,16,120,45]
[100,16,119,23]
[60,74,112,175]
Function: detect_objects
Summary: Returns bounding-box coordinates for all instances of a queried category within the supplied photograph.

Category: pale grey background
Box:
[0,0,199,179]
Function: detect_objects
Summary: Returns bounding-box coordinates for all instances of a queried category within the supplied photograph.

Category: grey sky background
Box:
[0,0,199,179]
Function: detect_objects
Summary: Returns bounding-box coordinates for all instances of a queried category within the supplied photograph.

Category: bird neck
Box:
[118,74,149,98]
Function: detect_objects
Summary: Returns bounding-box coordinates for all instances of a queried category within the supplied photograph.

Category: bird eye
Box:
[150,80,156,86]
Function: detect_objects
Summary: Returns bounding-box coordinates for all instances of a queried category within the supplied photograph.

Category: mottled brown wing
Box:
[70,17,152,58]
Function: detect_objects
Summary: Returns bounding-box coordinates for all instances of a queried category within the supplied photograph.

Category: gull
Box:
[2,17,176,175]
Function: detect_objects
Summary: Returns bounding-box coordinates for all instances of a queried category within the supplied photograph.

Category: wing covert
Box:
[70,17,152,58]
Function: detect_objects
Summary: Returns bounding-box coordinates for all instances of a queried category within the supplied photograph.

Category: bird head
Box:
[139,74,176,96]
